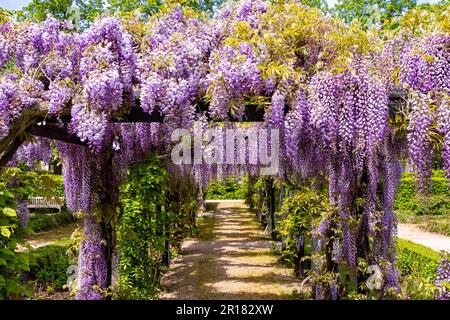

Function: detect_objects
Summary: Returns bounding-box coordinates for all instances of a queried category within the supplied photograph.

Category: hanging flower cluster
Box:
[138,8,217,133]
[400,35,450,183]
[68,17,136,151]
[0,0,449,301]
[9,137,53,169]
[207,43,263,119]
[435,254,450,300]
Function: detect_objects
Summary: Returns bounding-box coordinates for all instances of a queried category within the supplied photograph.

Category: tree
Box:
[22,0,74,22]
[76,0,105,24]
[299,0,329,13]
[107,0,164,16]
[332,0,417,27]
[19,0,226,27]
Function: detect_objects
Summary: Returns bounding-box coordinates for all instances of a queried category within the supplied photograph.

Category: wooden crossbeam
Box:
[110,91,406,123]
[0,135,27,167]
[47,90,406,125]
[27,124,87,146]
[0,91,407,168]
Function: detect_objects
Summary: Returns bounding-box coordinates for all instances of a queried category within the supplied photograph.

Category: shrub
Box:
[28,245,70,290]
[408,194,450,216]
[0,183,30,299]
[32,174,65,198]
[396,238,440,279]
[205,177,245,200]
[28,210,74,233]
[394,170,449,210]
[396,239,443,299]
[115,157,171,300]
[276,187,327,274]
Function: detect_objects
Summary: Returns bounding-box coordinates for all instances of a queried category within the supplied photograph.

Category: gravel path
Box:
[25,222,80,249]
[398,223,450,253]
[161,201,305,299]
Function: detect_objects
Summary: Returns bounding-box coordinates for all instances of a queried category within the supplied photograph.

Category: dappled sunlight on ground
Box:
[25,222,80,249]
[161,204,305,300]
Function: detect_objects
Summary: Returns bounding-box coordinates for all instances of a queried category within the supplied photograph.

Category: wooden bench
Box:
[27,196,65,212]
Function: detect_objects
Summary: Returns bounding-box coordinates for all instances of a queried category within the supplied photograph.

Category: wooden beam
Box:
[0,102,49,157]
[0,135,27,167]
[113,104,164,123]
[27,124,87,146]
[42,91,407,125]
[111,91,406,123]
[0,91,408,167]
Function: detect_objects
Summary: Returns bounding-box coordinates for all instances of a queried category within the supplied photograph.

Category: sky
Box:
[326,0,440,6]
[0,0,31,11]
[0,0,443,11]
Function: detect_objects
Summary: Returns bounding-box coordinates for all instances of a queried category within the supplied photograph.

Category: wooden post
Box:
[267,177,276,240]
[294,235,305,278]
[279,186,286,251]
[97,149,117,293]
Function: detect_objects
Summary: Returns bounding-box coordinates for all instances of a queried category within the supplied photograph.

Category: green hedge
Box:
[28,245,70,290]
[28,210,74,233]
[205,178,245,200]
[32,174,65,198]
[396,238,441,279]
[408,194,450,216]
[394,170,449,211]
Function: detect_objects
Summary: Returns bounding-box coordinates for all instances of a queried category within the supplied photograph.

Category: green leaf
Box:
[1,226,12,238]
[3,207,17,217]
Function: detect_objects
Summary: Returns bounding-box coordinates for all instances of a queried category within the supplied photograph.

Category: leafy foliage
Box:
[28,210,74,233]
[205,177,244,199]
[22,0,74,22]
[396,238,441,279]
[276,187,326,264]
[396,238,441,299]
[27,244,70,290]
[115,157,169,299]
[394,170,450,211]
[332,0,417,27]
[0,182,30,299]
[115,156,197,299]
[279,188,326,233]
[17,0,226,29]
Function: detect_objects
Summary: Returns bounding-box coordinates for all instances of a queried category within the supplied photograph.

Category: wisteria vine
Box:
[0,0,448,300]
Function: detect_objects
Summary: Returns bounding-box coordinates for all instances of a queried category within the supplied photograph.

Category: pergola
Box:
[0,91,406,167]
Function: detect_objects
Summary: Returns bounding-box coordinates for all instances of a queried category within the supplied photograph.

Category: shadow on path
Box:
[161,204,304,300]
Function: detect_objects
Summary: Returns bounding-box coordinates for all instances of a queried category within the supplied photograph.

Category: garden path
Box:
[398,223,450,253]
[161,201,305,299]
[24,222,80,249]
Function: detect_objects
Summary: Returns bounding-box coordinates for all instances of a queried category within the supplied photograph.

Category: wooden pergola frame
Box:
[0,91,406,167]
[0,90,407,295]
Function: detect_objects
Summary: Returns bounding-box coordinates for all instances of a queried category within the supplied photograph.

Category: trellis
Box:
[0,92,407,235]
[0,90,407,297]
[0,91,405,166]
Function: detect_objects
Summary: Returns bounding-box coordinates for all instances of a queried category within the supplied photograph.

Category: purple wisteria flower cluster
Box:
[435,255,450,300]
[400,35,450,183]
[9,137,53,169]
[138,8,217,134]
[0,0,448,300]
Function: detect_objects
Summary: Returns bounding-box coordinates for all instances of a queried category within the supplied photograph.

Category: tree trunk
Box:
[294,235,305,278]
[98,150,117,293]
[266,177,276,240]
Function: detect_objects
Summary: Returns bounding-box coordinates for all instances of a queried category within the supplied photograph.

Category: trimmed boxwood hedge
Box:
[394,171,449,210]
[205,177,245,200]
[396,238,441,279]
